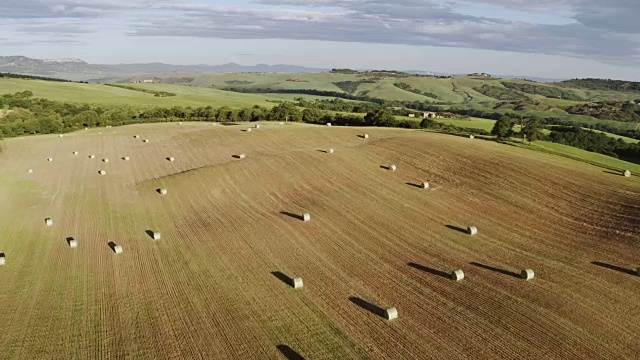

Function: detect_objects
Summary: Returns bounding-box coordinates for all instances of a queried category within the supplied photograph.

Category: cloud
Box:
[0,0,178,19]
[124,1,640,64]
[0,0,639,65]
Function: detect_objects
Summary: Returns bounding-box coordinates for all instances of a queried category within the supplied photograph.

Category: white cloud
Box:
[0,0,638,66]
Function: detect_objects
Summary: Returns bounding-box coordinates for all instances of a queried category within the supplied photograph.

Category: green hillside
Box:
[0,78,316,109]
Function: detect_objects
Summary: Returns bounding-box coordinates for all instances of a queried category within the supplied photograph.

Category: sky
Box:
[0,0,639,80]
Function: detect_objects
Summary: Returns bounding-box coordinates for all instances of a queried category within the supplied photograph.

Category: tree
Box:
[364,109,396,127]
[491,116,515,140]
[302,108,324,123]
[269,102,302,122]
[419,118,437,129]
[73,110,100,127]
[520,116,544,143]
[215,106,233,121]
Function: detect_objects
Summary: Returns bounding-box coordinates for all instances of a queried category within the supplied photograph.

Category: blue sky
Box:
[1,0,639,80]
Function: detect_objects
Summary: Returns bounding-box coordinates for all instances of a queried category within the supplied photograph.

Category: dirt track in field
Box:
[0,122,638,359]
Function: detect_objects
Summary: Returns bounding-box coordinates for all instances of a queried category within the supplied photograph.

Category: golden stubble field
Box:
[0,122,638,359]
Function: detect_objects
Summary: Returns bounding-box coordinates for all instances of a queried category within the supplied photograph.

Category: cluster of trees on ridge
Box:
[559,78,640,92]
[490,116,640,160]
[500,82,584,101]
[104,84,176,97]
[563,101,640,122]
[473,85,529,101]
[0,72,84,83]
[2,90,639,162]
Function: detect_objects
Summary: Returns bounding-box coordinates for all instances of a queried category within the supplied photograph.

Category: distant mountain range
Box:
[0,56,328,81]
[0,56,563,82]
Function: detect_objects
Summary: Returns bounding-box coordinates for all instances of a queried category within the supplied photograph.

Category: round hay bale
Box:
[133,135,140,139]
[167,157,175,162]
[389,164,397,171]
[467,226,478,235]
[236,154,246,159]
[123,156,130,161]
[114,245,123,254]
[98,170,106,175]
[520,269,535,280]
[45,218,53,226]
[623,170,631,177]
[246,128,252,132]
[69,239,78,248]
[89,155,95,159]
[328,148,334,154]
[421,181,429,189]
[152,231,161,240]
[363,134,369,139]
[451,269,465,281]
[0,256,5,266]
[292,277,303,289]
[27,169,33,174]
[279,122,285,125]
[469,134,475,139]
[255,124,260,129]
[384,307,398,320]
[178,122,183,125]
[73,151,79,155]
[159,188,168,196]
[302,212,311,222]
[326,123,332,127]
[103,158,109,163]
[47,158,53,162]
[143,139,149,143]
[58,135,64,138]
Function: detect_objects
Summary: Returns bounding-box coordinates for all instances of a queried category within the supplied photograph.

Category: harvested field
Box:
[0,122,638,359]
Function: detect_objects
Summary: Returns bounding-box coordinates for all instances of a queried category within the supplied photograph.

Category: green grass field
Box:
[0,78,304,109]
[433,117,497,131]
[510,140,640,173]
